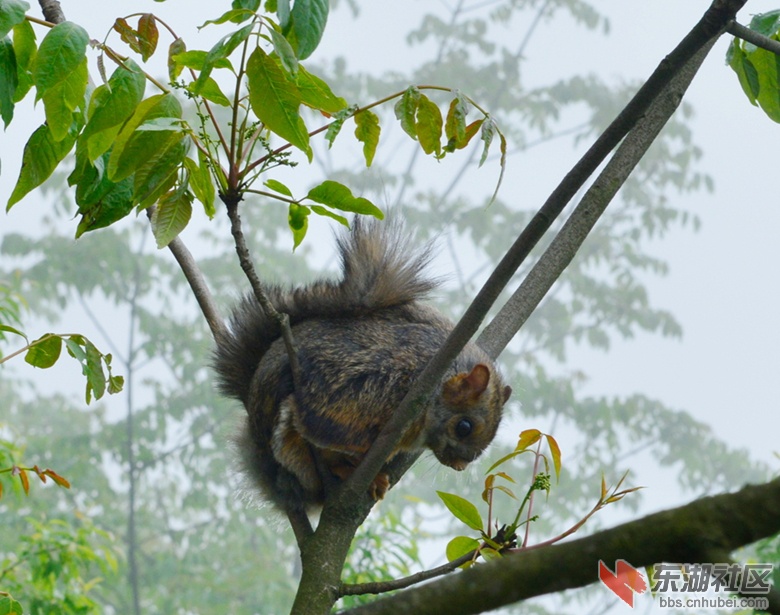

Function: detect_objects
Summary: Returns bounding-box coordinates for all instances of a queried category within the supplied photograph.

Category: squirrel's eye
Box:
[455,418,473,439]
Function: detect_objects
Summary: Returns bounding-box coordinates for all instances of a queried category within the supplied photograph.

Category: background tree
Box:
[0,1,778,614]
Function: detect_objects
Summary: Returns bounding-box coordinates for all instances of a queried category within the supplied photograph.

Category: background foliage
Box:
[0,1,775,614]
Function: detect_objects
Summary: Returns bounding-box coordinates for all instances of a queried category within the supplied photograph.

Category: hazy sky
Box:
[2,1,776,476]
[1,4,778,611]
[3,0,777,480]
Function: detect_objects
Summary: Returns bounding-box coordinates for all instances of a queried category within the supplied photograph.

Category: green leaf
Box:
[190,76,231,106]
[132,135,187,205]
[297,64,346,113]
[32,21,88,97]
[748,10,780,37]
[728,40,759,105]
[283,0,328,60]
[74,174,135,238]
[71,147,137,236]
[108,374,124,394]
[7,122,78,209]
[310,205,348,226]
[268,26,298,76]
[184,152,216,217]
[264,178,293,197]
[394,86,420,139]
[25,334,62,368]
[0,323,25,339]
[748,45,780,122]
[325,105,354,147]
[246,47,312,160]
[81,58,146,161]
[416,94,442,156]
[306,180,383,217]
[277,0,290,30]
[151,186,193,248]
[84,338,106,401]
[0,592,24,614]
[199,8,256,28]
[354,109,380,166]
[480,547,501,561]
[64,336,86,362]
[445,535,479,564]
[171,50,233,72]
[0,0,29,39]
[107,93,183,182]
[288,203,310,249]
[0,37,17,128]
[190,23,253,95]
[437,491,483,532]
[11,19,37,103]
[234,0,260,11]
[41,56,87,141]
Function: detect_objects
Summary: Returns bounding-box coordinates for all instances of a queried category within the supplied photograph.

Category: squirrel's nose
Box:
[448,459,469,471]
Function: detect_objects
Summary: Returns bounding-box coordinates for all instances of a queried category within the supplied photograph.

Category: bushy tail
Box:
[212,218,438,404]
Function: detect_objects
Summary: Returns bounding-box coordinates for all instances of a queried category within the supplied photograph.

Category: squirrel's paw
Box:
[369,472,390,500]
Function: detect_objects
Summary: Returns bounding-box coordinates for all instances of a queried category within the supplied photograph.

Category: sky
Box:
[1,1,779,612]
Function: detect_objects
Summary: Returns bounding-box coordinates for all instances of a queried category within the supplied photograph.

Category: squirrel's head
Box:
[426,363,512,470]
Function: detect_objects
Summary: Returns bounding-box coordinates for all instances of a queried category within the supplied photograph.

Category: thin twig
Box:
[340,551,476,597]
[222,196,303,391]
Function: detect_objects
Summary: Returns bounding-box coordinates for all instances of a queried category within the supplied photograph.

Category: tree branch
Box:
[37,0,65,24]
[343,476,780,615]
[222,195,303,390]
[340,551,476,597]
[727,19,780,55]
[477,38,717,357]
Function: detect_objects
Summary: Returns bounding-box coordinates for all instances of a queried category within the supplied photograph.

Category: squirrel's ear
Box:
[442,363,491,407]
[502,385,512,404]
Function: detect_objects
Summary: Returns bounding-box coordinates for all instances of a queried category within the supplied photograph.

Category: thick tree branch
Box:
[37,0,64,24]
[477,40,717,357]
[344,477,780,615]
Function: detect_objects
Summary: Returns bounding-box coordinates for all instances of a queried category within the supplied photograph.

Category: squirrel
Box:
[212,218,512,512]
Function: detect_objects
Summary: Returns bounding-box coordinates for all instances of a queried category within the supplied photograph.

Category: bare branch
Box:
[727,19,780,55]
[340,551,476,597]
[477,39,717,357]
[222,196,303,390]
